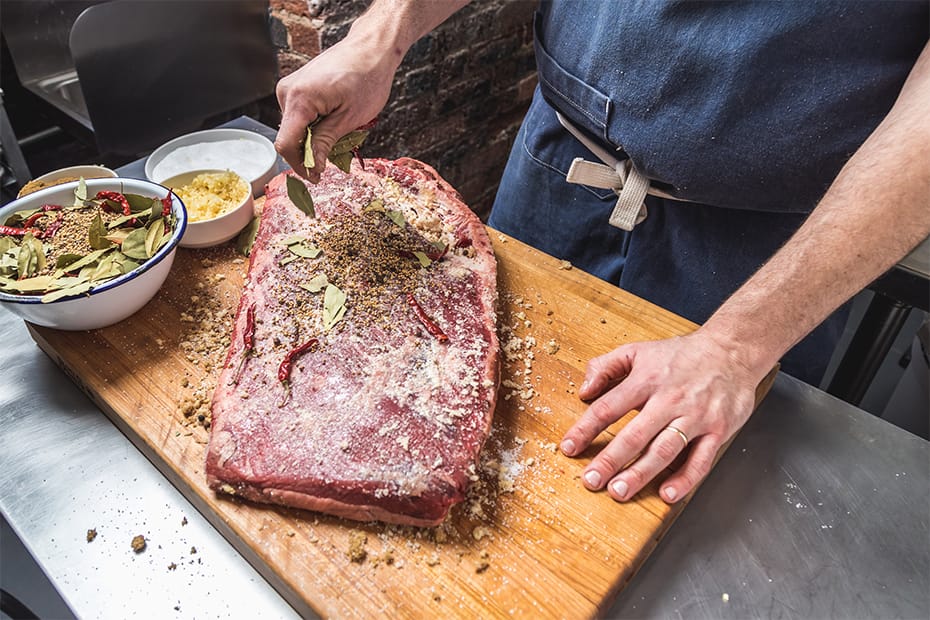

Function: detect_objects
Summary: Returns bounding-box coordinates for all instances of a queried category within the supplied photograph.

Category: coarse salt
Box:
[152,139,272,182]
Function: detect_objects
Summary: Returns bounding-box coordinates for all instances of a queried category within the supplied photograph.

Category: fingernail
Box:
[611,479,629,499]
[664,486,677,501]
[579,378,591,392]
[560,439,576,456]
[583,470,601,488]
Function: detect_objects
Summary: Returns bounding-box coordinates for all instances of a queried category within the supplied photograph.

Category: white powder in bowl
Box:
[152,139,272,182]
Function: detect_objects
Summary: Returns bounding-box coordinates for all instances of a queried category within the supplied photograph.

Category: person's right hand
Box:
[275,34,399,182]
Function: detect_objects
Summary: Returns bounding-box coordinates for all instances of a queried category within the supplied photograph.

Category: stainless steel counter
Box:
[1,118,927,619]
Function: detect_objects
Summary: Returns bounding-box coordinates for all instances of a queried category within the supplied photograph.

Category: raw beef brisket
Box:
[206,158,499,526]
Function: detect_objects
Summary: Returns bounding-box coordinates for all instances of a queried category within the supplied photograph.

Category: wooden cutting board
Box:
[29,228,775,619]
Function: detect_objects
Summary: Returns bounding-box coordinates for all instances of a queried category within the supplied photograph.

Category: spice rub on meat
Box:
[206,158,499,526]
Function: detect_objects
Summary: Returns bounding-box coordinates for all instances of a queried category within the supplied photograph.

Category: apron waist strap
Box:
[557,112,685,231]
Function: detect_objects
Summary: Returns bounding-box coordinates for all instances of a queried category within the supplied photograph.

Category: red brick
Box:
[269,0,310,17]
[283,16,322,57]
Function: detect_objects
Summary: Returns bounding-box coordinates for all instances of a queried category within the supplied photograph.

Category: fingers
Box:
[578,400,683,492]
[561,344,646,457]
[276,103,317,179]
[560,373,649,458]
[657,435,718,502]
[305,114,352,178]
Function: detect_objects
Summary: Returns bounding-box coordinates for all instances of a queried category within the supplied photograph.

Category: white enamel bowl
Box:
[145,128,277,198]
[0,177,187,331]
[161,169,255,249]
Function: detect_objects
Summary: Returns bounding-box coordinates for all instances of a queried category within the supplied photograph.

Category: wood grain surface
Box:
[29,228,775,619]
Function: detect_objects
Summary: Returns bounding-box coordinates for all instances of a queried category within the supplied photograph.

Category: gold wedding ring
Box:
[665,425,689,447]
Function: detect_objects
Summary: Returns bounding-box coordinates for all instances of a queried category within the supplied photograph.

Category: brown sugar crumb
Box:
[168,562,177,571]
[475,560,490,574]
[131,534,147,553]
[190,546,197,554]
[86,528,97,543]
[558,260,572,270]
[181,517,188,526]
[347,531,368,563]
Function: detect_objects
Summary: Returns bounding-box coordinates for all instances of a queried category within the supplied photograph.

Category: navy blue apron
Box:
[488,0,927,385]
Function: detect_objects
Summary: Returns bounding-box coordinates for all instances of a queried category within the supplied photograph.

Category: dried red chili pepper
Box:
[352,146,366,171]
[21,212,47,229]
[0,225,40,237]
[161,192,172,218]
[407,293,448,343]
[277,337,319,406]
[95,190,132,216]
[41,215,65,239]
[396,245,447,263]
[230,303,257,384]
[278,338,318,383]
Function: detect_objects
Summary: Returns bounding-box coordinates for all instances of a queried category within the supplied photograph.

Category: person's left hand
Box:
[560,328,763,503]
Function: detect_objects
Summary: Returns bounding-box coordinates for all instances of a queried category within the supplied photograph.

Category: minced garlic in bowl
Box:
[172,171,249,222]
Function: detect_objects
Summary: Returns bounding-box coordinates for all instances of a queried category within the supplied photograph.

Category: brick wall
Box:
[267,0,538,219]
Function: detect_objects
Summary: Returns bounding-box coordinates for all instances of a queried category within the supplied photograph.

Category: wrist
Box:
[696,319,781,384]
[348,9,409,72]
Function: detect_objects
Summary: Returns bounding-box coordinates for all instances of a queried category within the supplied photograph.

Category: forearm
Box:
[703,42,930,380]
[349,0,471,67]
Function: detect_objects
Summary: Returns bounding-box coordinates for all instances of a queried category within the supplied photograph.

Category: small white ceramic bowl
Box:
[160,169,254,249]
[18,164,118,198]
[0,177,187,331]
[145,128,277,197]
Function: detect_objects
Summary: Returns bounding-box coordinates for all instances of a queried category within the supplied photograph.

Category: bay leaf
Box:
[55,253,85,269]
[156,229,172,252]
[329,151,353,174]
[303,125,315,171]
[104,229,133,245]
[288,241,322,259]
[286,175,316,218]
[329,130,369,156]
[121,227,150,260]
[73,178,88,207]
[88,212,113,250]
[125,193,159,213]
[17,233,45,278]
[278,255,301,267]
[59,248,111,273]
[236,215,261,257]
[88,254,121,281]
[1,274,54,293]
[363,198,385,213]
[118,258,141,274]
[298,273,328,293]
[41,280,94,303]
[412,251,431,268]
[0,236,16,255]
[108,209,151,229]
[282,234,306,247]
[144,218,163,258]
[322,283,347,332]
[385,210,406,228]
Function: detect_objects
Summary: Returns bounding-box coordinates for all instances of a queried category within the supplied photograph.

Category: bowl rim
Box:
[31,164,118,182]
[144,128,277,185]
[0,177,188,306]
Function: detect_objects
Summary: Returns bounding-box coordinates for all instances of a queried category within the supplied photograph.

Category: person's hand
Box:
[275,35,399,182]
[560,329,764,503]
